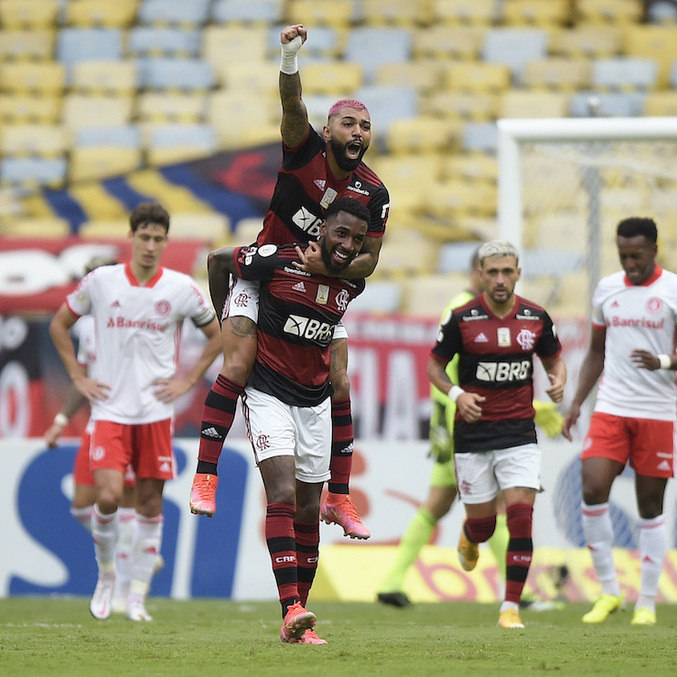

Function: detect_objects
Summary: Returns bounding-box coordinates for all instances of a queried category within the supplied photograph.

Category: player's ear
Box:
[322,124,331,141]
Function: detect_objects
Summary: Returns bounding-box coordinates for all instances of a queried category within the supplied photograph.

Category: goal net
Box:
[497,117,677,317]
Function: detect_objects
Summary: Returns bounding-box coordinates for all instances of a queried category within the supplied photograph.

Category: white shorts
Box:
[454,443,541,504]
[242,387,331,483]
[224,277,349,340]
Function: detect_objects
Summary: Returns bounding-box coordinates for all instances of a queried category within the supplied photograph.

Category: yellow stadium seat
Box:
[575,0,643,24]
[137,92,205,123]
[65,0,138,28]
[442,154,497,183]
[377,229,439,278]
[375,61,444,93]
[206,91,277,150]
[71,61,137,95]
[432,0,496,24]
[0,216,71,238]
[499,91,569,118]
[301,62,362,96]
[201,25,268,70]
[1,124,68,157]
[385,117,463,155]
[0,95,61,123]
[520,58,592,91]
[400,273,468,317]
[0,61,65,94]
[61,94,134,131]
[411,26,486,59]
[213,60,278,94]
[368,154,442,212]
[444,62,512,92]
[167,212,231,243]
[78,219,129,238]
[0,0,59,29]
[287,0,355,26]
[549,26,623,58]
[624,25,677,88]
[420,91,497,120]
[0,30,56,60]
[69,146,142,182]
[643,91,677,116]
[360,0,433,26]
[501,0,571,26]
[424,180,497,218]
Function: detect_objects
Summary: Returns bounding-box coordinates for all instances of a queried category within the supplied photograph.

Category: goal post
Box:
[497,116,677,313]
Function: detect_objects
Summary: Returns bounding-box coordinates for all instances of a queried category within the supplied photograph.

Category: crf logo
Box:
[275,555,296,563]
[283,315,333,343]
[335,289,350,311]
[292,206,323,238]
[234,292,250,308]
[475,360,531,382]
[516,329,535,351]
[256,434,270,451]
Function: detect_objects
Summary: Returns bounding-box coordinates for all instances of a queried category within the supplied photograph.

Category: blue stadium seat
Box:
[75,125,141,148]
[138,0,211,26]
[212,0,284,24]
[481,28,549,81]
[462,122,498,153]
[138,58,214,90]
[570,91,645,117]
[56,28,123,67]
[127,27,202,57]
[344,27,412,83]
[0,156,67,187]
[353,85,418,142]
[591,57,659,91]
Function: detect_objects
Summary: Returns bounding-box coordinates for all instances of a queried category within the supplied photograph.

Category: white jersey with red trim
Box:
[73,315,95,368]
[66,263,214,424]
[592,265,677,420]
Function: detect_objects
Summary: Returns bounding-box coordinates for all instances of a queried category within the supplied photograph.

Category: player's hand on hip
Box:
[74,375,110,402]
[456,392,484,423]
[630,348,660,370]
[153,376,190,403]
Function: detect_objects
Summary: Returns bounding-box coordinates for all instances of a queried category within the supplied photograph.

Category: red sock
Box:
[265,503,298,614]
[197,375,243,467]
[464,515,497,543]
[328,397,352,495]
[295,520,320,607]
[505,503,533,605]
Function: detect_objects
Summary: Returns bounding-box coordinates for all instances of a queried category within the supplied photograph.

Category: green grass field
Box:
[1,598,675,676]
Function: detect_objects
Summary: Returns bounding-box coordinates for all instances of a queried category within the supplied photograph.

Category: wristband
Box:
[658,354,672,370]
[280,35,302,75]
[449,386,465,403]
[54,412,69,427]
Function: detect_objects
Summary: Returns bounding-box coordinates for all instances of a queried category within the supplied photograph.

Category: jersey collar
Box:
[623,264,662,287]
[124,263,164,288]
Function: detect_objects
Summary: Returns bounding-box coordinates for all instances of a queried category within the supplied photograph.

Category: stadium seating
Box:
[591,57,659,91]
[145,123,216,165]
[548,26,623,58]
[498,91,570,118]
[411,26,486,60]
[385,117,463,155]
[137,0,211,27]
[56,28,123,69]
[0,29,56,60]
[0,95,62,124]
[501,0,571,26]
[301,62,363,95]
[431,0,497,25]
[1,123,68,157]
[0,157,67,188]
[643,91,677,116]
[137,58,214,91]
[443,62,512,93]
[353,85,419,139]
[344,27,413,83]
[0,216,71,238]
[574,0,643,24]
[0,0,59,29]
[126,27,202,58]
[421,91,498,121]
[360,0,433,27]
[0,61,65,94]
[69,147,142,182]
[374,61,444,94]
[287,0,356,27]
[211,0,285,25]
[70,61,138,95]
[461,122,498,153]
[520,59,592,91]
[569,91,646,117]
[347,280,403,313]
[623,25,677,87]
[137,92,205,123]
[64,0,139,29]
[61,94,135,130]
[481,28,550,81]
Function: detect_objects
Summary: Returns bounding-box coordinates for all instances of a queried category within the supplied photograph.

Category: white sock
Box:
[636,514,666,613]
[500,601,519,613]
[582,501,620,596]
[71,505,93,533]
[92,504,117,577]
[130,513,163,596]
[115,507,136,587]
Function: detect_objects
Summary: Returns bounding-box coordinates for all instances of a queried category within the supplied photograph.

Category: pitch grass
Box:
[1,599,676,677]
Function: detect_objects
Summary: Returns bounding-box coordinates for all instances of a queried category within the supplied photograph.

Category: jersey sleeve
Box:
[65,270,95,317]
[431,310,462,363]
[367,183,390,238]
[591,280,605,328]
[186,280,216,327]
[233,244,281,282]
[536,311,562,357]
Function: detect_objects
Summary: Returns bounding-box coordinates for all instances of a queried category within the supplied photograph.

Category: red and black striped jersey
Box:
[431,294,562,452]
[234,244,365,406]
[256,125,390,246]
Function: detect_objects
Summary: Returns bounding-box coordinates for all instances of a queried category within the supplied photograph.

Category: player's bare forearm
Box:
[207,247,238,318]
[279,73,308,148]
[341,237,381,279]
[541,355,567,403]
[427,356,452,395]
